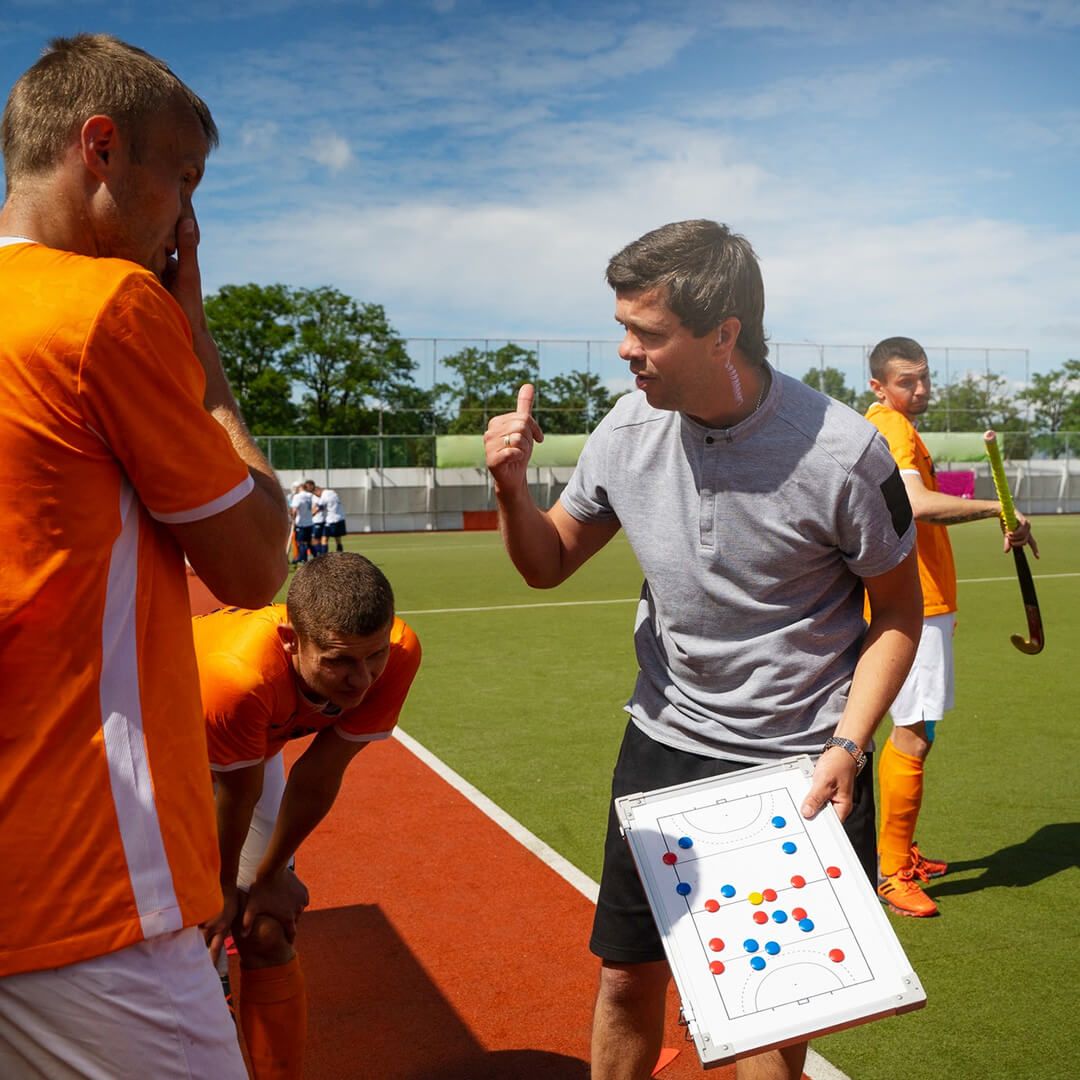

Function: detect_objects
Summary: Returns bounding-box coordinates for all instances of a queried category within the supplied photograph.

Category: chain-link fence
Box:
[256,336,1080,467]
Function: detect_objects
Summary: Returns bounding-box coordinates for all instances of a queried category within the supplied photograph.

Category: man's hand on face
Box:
[160,214,209,335]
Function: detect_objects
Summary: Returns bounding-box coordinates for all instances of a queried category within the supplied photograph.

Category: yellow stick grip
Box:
[983,430,1018,531]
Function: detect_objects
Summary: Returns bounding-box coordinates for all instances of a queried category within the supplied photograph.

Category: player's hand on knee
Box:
[241,868,309,943]
[201,886,240,965]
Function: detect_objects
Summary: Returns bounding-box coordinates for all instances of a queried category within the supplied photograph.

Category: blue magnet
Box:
[765,941,781,955]
[743,938,759,953]
[771,816,786,828]
[678,836,693,849]
[676,881,691,896]
[798,918,815,932]
[772,910,788,924]
[720,884,736,898]
[750,956,766,971]
[782,841,797,854]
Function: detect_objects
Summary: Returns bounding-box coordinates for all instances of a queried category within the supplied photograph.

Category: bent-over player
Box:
[485,220,922,1080]
[194,553,421,1079]
[866,336,1036,917]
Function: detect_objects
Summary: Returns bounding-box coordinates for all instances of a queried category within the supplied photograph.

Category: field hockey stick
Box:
[983,430,1043,654]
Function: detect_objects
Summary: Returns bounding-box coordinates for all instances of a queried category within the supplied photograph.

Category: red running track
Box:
[279,732,805,1080]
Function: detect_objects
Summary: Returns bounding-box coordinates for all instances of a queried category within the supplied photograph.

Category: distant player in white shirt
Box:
[309,485,327,557]
[309,483,346,553]
[290,482,315,563]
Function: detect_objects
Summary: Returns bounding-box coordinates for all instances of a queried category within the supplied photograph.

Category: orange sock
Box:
[877,738,924,876]
[239,956,307,1080]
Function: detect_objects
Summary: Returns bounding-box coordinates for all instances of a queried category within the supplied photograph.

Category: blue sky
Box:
[1,0,1078,389]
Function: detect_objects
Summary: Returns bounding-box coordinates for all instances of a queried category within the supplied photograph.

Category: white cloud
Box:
[109,0,1076,381]
[307,133,353,173]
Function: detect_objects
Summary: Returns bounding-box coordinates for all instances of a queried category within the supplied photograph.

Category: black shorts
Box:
[589,720,876,964]
[326,520,347,538]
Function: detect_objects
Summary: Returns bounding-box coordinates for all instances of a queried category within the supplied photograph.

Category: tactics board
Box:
[615,756,925,1067]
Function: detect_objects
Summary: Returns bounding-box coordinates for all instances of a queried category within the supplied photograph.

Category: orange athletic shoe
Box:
[877,865,939,917]
[910,843,948,881]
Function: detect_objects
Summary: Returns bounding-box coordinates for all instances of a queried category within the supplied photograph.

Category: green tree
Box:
[534,370,617,433]
[286,288,415,435]
[433,344,539,434]
[1014,359,1080,458]
[204,283,298,434]
[921,371,1023,433]
[801,366,859,408]
[1016,360,1080,433]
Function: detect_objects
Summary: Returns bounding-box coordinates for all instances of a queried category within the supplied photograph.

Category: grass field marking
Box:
[392,727,601,904]
[959,571,1079,584]
[356,540,504,553]
[399,573,1079,617]
[398,597,639,615]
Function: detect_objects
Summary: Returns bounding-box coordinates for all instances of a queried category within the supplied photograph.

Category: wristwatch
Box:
[822,736,867,775]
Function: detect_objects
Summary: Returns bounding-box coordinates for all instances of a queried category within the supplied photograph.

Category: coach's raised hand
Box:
[484,383,545,492]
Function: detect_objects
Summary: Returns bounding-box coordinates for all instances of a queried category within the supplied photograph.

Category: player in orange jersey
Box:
[0,34,288,1080]
[194,553,422,1080]
[866,337,1037,917]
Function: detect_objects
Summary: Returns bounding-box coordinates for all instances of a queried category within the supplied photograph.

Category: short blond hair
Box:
[1,33,218,191]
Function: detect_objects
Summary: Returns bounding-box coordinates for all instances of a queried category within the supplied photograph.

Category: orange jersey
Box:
[193,605,421,768]
[865,402,957,616]
[0,241,254,976]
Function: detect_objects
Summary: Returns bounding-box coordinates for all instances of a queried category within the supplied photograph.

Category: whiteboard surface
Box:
[615,756,925,1067]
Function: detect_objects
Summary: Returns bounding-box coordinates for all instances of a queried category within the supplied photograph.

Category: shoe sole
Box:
[877,894,939,917]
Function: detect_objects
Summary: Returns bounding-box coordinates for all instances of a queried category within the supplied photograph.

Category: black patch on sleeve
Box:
[880,465,913,539]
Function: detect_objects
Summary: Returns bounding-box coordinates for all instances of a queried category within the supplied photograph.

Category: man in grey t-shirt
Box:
[484,220,922,1080]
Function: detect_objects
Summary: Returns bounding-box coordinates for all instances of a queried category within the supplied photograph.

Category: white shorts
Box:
[889,612,956,727]
[0,927,246,1080]
[233,754,287,890]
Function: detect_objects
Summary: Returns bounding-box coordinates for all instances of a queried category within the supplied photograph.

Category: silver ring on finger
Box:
[503,434,512,447]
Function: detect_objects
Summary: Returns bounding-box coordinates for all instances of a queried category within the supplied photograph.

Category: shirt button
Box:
[705,436,714,444]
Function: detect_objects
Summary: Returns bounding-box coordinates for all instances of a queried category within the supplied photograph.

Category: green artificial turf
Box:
[287,515,1080,1080]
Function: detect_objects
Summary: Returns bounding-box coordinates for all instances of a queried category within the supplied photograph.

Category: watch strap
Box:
[822,736,867,774]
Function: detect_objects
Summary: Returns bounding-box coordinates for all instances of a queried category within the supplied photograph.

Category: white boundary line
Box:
[398,597,637,616]
[805,1048,854,1080]
[399,571,1077,617]
[391,726,852,1080]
